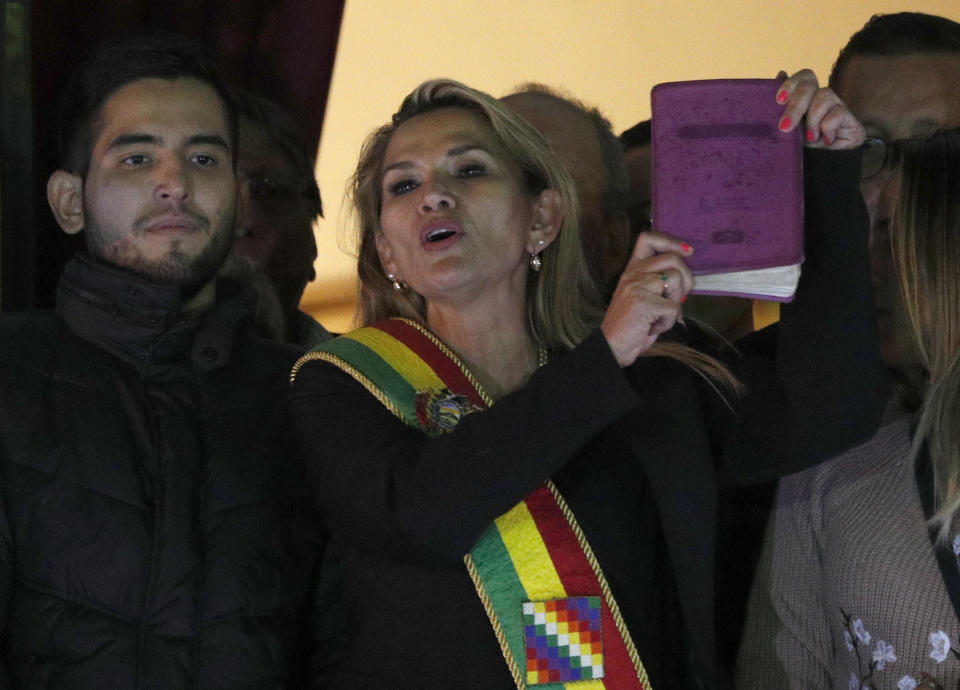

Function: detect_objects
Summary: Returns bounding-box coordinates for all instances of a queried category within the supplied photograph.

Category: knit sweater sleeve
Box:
[736,467,833,689]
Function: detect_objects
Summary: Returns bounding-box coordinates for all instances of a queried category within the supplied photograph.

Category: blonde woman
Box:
[738,129,960,690]
[290,76,880,688]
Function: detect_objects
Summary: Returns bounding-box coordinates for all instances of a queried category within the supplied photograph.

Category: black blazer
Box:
[288,149,884,689]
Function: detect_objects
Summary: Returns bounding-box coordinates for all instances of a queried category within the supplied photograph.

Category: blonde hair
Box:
[350,78,736,386]
[890,128,960,541]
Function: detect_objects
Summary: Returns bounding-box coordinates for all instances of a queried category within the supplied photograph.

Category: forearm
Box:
[718,148,885,485]
[289,329,640,563]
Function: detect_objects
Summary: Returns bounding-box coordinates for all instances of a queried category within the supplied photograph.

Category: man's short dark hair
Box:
[506,83,629,223]
[234,91,323,220]
[830,12,960,90]
[619,120,651,151]
[57,32,239,177]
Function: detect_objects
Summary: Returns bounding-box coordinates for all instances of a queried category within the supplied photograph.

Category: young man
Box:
[0,34,339,687]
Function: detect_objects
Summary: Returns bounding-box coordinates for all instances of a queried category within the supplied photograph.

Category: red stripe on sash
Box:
[376,319,486,408]
[524,486,596,596]
[526,486,645,689]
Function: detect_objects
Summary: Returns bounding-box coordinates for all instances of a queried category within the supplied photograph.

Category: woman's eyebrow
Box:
[448,145,485,156]
[383,144,487,175]
[383,160,414,175]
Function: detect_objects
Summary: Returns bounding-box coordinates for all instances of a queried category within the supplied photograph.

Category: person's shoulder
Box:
[782,416,912,504]
[0,311,65,363]
[236,329,305,372]
[289,333,361,387]
[0,309,62,334]
[0,312,75,414]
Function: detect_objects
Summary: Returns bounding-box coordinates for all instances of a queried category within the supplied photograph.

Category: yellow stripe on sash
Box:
[495,501,566,601]
[342,327,446,391]
[497,502,608,689]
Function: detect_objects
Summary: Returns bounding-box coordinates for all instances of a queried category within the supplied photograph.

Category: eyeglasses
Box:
[860,137,889,180]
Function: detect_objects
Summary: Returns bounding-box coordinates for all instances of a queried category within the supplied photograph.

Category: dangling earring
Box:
[529,239,545,272]
[387,273,404,291]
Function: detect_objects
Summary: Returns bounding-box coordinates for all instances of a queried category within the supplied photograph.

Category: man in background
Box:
[233,92,332,346]
[501,84,632,298]
[830,11,960,415]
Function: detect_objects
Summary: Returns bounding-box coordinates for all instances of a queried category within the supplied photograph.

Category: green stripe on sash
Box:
[471,523,529,665]
[320,336,420,424]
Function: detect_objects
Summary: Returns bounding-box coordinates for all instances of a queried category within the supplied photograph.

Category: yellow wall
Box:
[303,0,960,332]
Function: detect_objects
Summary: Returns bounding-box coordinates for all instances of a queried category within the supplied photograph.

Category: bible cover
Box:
[651,79,804,301]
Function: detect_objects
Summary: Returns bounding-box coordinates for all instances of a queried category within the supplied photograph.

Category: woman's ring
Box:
[659,273,669,295]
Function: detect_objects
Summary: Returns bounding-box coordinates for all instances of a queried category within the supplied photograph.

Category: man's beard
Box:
[87,209,236,297]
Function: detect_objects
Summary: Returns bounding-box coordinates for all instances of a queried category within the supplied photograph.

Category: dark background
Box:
[0,0,344,311]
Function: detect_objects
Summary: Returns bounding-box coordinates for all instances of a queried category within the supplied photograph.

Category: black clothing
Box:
[0,254,338,688]
[288,149,885,688]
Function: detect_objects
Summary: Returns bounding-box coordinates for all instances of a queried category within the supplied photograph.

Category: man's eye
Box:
[387,179,418,196]
[122,154,149,166]
[192,153,217,167]
[247,176,299,202]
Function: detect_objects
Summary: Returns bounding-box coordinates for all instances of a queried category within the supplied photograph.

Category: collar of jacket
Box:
[55,253,255,372]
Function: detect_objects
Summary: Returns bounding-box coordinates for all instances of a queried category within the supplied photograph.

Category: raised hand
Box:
[775,69,865,149]
[601,231,694,367]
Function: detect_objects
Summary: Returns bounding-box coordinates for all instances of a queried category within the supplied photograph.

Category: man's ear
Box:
[374,231,400,280]
[47,170,85,235]
[527,188,563,253]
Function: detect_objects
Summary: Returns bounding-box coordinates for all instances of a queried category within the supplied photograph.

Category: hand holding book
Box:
[774,69,866,150]
[602,231,694,367]
[651,71,864,302]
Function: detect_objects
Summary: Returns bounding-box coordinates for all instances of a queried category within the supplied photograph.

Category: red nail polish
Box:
[806,129,815,142]
[776,90,788,104]
[680,242,692,252]
[823,135,831,146]
[779,116,792,131]
[681,296,687,303]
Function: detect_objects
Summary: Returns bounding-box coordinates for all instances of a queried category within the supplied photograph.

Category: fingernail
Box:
[779,116,792,131]
[823,135,831,146]
[806,129,815,142]
[681,296,687,303]
[776,90,789,104]
[680,242,692,252]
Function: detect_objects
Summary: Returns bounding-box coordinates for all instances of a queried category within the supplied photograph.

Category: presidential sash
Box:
[291,317,651,689]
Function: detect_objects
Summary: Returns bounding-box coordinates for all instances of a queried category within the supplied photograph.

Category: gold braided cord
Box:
[546,480,653,690]
[289,352,407,424]
[396,318,495,408]
[464,553,527,689]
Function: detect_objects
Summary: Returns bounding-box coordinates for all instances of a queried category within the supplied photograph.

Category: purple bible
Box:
[651,79,804,302]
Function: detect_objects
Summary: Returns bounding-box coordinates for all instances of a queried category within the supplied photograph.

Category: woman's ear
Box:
[527,188,563,253]
[47,170,85,235]
[374,231,400,280]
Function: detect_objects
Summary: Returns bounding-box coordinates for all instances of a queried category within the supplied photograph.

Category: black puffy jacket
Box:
[0,255,340,689]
